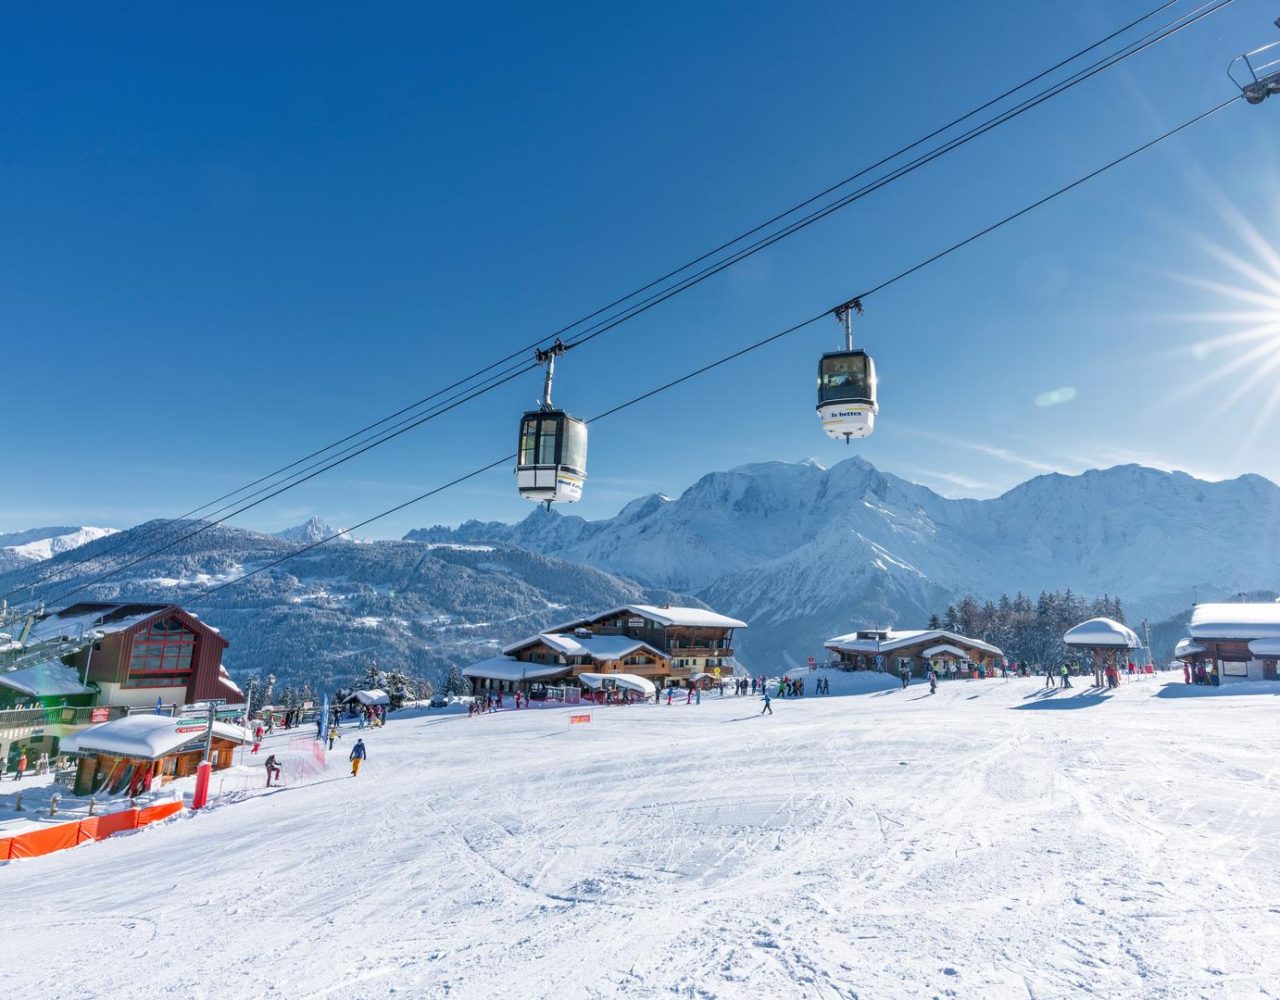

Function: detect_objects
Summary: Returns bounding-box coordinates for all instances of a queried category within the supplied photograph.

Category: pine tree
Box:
[445,664,465,696]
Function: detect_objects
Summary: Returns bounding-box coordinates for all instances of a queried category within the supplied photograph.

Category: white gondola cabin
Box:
[817,299,878,442]
[516,410,587,504]
[516,340,588,506]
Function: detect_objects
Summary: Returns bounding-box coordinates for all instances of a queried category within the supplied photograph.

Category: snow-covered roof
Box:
[0,660,95,698]
[503,631,665,662]
[461,656,571,682]
[1174,638,1206,659]
[1063,618,1140,649]
[62,715,252,759]
[825,629,1002,656]
[23,604,170,645]
[1189,602,1280,641]
[345,689,390,706]
[1248,639,1280,658]
[588,605,747,630]
[577,672,656,697]
[921,644,972,660]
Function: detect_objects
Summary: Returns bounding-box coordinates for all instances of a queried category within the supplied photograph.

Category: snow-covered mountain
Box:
[410,458,1280,666]
[0,521,690,692]
[4,459,1276,688]
[0,526,117,574]
[274,516,351,544]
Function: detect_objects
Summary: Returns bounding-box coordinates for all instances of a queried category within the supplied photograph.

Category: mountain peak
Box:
[275,516,349,544]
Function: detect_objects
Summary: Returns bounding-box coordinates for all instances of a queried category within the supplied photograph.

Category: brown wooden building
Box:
[553,604,746,680]
[825,628,1003,674]
[27,603,241,709]
[464,604,747,693]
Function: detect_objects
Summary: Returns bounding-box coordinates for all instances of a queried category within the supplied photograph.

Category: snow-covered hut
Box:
[62,714,251,796]
[1173,602,1280,683]
[1064,617,1140,685]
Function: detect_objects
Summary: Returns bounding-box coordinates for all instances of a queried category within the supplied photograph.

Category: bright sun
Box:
[1157,195,1280,451]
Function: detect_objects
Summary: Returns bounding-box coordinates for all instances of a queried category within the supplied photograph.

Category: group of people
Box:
[355,705,386,728]
[1184,661,1220,687]
[1042,664,1074,689]
[469,691,512,715]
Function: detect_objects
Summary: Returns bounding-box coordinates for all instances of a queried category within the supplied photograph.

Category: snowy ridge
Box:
[412,458,1280,665]
[0,526,117,573]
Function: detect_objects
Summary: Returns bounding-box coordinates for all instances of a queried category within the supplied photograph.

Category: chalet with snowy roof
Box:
[5,603,241,710]
[825,628,1003,674]
[462,604,747,694]
[555,604,746,674]
[1173,602,1280,683]
[62,713,252,796]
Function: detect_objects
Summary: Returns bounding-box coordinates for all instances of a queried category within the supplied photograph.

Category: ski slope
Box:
[4,673,1280,999]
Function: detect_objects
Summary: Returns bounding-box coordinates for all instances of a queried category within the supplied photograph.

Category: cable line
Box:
[4,0,1235,608]
[174,94,1242,609]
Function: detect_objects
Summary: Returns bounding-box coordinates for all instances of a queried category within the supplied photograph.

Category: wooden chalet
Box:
[1174,603,1280,683]
[825,628,1003,674]
[462,604,747,694]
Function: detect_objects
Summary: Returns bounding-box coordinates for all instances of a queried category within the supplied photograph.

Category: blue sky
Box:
[3,1,1280,538]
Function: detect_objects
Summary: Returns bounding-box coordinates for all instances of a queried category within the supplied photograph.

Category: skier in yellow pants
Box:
[349,738,366,776]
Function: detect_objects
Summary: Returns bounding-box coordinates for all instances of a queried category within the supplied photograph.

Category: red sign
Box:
[90,707,110,723]
[175,724,206,734]
[569,713,592,725]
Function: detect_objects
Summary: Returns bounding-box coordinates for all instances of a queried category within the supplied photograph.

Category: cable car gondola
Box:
[516,340,588,507]
[817,298,878,442]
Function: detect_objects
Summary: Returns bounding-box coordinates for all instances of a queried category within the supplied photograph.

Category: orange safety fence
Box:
[0,799,184,861]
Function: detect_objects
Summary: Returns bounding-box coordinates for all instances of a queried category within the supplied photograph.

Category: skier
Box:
[695,687,701,705]
[760,690,773,716]
[349,738,367,776]
[1060,664,1072,689]
[686,687,693,705]
[328,724,339,751]
[1045,667,1055,689]
[14,751,26,781]
[1183,662,1191,684]
[928,669,937,695]
[252,724,264,754]
[899,665,910,690]
[264,754,282,787]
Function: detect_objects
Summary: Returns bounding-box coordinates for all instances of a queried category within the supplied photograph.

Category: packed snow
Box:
[3,672,1279,999]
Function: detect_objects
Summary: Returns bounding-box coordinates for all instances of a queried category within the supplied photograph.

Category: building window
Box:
[1223,661,1249,677]
[125,616,196,688]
